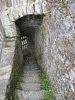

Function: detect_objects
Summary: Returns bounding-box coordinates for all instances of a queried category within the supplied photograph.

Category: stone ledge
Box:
[0,38,16,100]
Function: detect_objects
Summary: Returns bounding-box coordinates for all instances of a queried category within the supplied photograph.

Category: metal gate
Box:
[21,36,27,50]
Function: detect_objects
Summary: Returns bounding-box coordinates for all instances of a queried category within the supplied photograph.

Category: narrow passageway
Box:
[16,53,45,100]
[15,15,45,100]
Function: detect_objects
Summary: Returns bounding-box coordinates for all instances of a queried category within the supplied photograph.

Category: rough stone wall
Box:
[0,0,6,61]
[0,0,75,100]
[0,0,6,12]
[5,38,23,100]
[0,37,23,100]
[0,0,49,37]
[0,19,5,62]
[33,1,75,100]
[0,37,16,100]
[0,0,49,100]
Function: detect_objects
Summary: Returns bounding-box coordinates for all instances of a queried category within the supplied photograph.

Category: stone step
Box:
[25,64,38,67]
[27,58,35,61]
[23,70,40,75]
[16,90,23,100]
[21,83,41,91]
[16,90,45,100]
[27,62,37,64]
[28,59,36,62]
[24,65,38,69]
[26,59,36,63]
[25,68,40,71]
[24,65,39,69]
[22,76,41,84]
[27,56,35,59]
[22,72,40,77]
[26,63,37,66]
[26,90,45,100]
[16,54,44,99]
[26,60,36,62]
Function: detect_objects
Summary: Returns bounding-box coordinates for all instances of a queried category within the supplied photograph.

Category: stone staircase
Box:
[16,54,45,100]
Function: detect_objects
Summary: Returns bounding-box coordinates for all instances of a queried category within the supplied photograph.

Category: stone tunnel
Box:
[0,0,75,100]
[15,15,43,54]
[15,15,43,41]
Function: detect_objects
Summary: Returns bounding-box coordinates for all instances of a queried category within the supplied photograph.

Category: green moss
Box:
[6,36,16,39]
[45,45,47,47]
[17,39,19,44]
[5,39,15,42]
[43,90,55,100]
[39,70,56,100]
[49,14,51,17]
[17,77,23,82]
[41,24,45,42]
[17,28,20,39]
[4,43,11,47]
[41,24,45,32]
[16,84,22,90]
[10,95,17,100]
[17,28,20,45]
[5,9,8,11]
[7,64,23,99]
[33,0,36,2]
[48,31,49,34]
[42,33,45,41]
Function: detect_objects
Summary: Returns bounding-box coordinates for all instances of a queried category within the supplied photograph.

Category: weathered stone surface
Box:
[42,0,49,13]
[0,80,8,100]
[0,0,49,37]
[0,65,12,80]
[27,0,34,14]
[16,90,45,100]
[0,37,16,100]
[0,19,5,62]
[16,54,45,100]
[0,0,75,100]
[0,40,15,67]
[69,0,75,14]
[32,1,75,99]
[35,0,42,14]
[1,37,23,100]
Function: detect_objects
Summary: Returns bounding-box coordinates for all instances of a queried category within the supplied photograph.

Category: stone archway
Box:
[0,0,49,98]
[0,0,49,37]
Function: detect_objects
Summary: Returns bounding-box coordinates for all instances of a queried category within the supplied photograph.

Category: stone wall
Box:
[0,37,16,100]
[0,0,6,61]
[0,0,75,100]
[0,36,23,100]
[0,0,49,100]
[5,37,23,100]
[33,1,75,100]
[0,19,5,62]
[0,0,49,37]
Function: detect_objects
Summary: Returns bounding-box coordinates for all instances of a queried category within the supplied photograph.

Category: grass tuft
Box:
[39,70,56,100]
